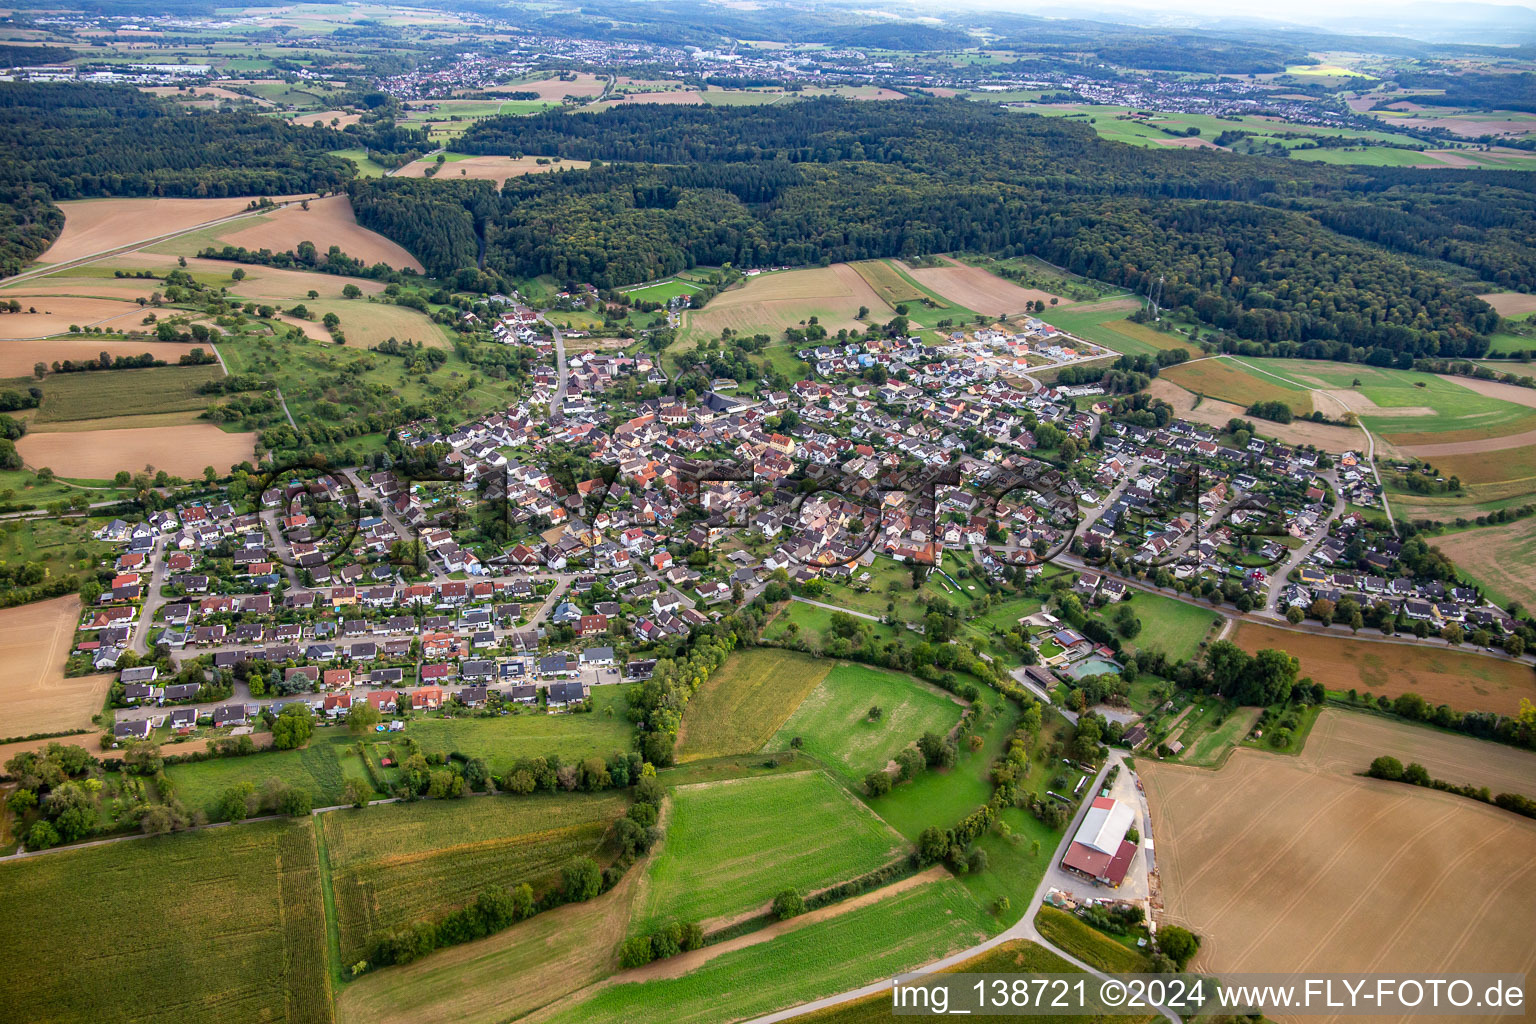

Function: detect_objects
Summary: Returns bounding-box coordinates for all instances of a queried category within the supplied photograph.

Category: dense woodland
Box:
[352,98,1525,362]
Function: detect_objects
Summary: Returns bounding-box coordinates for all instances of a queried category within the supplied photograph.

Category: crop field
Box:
[635,770,903,933]
[542,878,990,1024]
[1092,318,1200,358]
[396,688,634,774]
[106,253,388,303]
[1299,709,1536,795]
[396,155,590,187]
[0,595,115,736]
[1480,292,1536,317]
[1159,356,1314,415]
[1142,732,1536,979]
[770,663,966,785]
[326,791,627,962]
[487,72,610,100]
[1434,517,1536,612]
[0,295,157,338]
[848,259,929,307]
[1232,620,1535,714]
[1034,906,1149,973]
[39,196,261,263]
[165,735,357,815]
[0,819,331,1024]
[1144,378,1364,452]
[678,264,890,344]
[22,364,223,423]
[1117,592,1221,663]
[675,649,832,761]
[903,256,1061,316]
[336,851,646,1024]
[18,422,256,478]
[212,196,424,271]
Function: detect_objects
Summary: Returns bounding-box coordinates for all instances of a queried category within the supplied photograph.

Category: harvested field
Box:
[632,770,905,935]
[675,648,831,761]
[293,299,451,348]
[487,73,608,100]
[1479,292,1536,317]
[1434,517,1536,612]
[0,296,155,338]
[1299,709,1536,794]
[1146,378,1362,452]
[1143,730,1536,984]
[681,264,888,342]
[289,109,362,128]
[0,820,332,1024]
[142,84,271,105]
[214,196,422,271]
[903,256,1060,315]
[100,254,388,303]
[1161,356,1314,415]
[17,423,257,478]
[397,155,590,187]
[608,89,704,105]
[0,339,207,377]
[325,791,627,963]
[0,595,114,736]
[40,197,260,263]
[848,260,928,308]
[1157,136,1219,149]
[1229,621,1535,714]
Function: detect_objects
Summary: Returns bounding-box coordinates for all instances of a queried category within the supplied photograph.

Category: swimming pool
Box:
[1066,657,1121,679]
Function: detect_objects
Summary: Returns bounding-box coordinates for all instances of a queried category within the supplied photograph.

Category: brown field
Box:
[1143,724,1536,988]
[214,196,423,271]
[1157,136,1220,149]
[40,197,260,263]
[1147,378,1362,452]
[681,264,889,341]
[486,72,608,100]
[1055,297,1141,315]
[0,596,115,737]
[288,109,362,128]
[903,256,1061,315]
[0,339,210,377]
[1434,517,1536,613]
[397,155,591,187]
[1479,292,1536,317]
[0,297,152,339]
[607,89,704,106]
[17,423,257,478]
[142,84,272,105]
[0,274,183,300]
[1161,357,1315,415]
[1298,709,1536,793]
[1230,621,1535,713]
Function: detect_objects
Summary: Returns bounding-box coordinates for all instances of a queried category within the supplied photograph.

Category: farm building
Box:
[1061,796,1138,887]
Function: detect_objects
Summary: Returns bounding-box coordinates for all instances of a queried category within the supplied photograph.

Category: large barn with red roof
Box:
[1061,796,1138,886]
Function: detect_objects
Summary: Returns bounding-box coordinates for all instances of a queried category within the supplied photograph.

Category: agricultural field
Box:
[677,264,889,346]
[1145,377,1365,453]
[1159,356,1315,415]
[539,878,992,1024]
[1298,709,1536,796]
[326,791,628,962]
[1231,621,1535,714]
[485,72,610,101]
[164,733,361,815]
[633,770,905,933]
[17,422,257,478]
[0,595,115,737]
[0,819,332,1024]
[1033,906,1150,973]
[36,196,264,263]
[395,154,590,187]
[769,663,966,786]
[0,338,214,378]
[674,648,832,762]
[848,259,929,308]
[209,196,424,271]
[902,255,1061,316]
[20,364,224,424]
[0,295,161,338]
[1115,592,1221,663]
[1433,517,1536,612]
[293,297,452,348]
[1142,719,1536,979]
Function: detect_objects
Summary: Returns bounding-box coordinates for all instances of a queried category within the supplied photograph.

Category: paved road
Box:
[130,538,169,656]
[1264,474,1345,614]
[540,314,569,421]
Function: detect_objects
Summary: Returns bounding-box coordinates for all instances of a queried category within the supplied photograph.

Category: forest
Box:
[353,98,1522,362]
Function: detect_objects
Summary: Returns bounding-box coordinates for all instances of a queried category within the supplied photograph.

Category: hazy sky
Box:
[967,0,1536,26]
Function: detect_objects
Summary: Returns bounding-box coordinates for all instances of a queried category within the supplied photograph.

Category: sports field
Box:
[675,649,831,762]
[1160,357,1314,416]
[1230,621,1535,714]
[1433,517,1536,612]
[325,791,627,962]
[0,595,115,736]
[0,819,332,1024]
[770,663,965,785]
[679,265,889,344]
[1143,718,1536,979]
[633,770,904,933]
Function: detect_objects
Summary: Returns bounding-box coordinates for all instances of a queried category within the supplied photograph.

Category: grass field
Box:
[634,771,905,933]
[330,147,390,177]
[540,879,992,1024]
[770,663,965,786]
[1116,592,1222,663]
[0,819,332,1024]
[1034,906,1151,972]
[1159,356,1314,416]
[397,689,633,774]
[675,649,832,762]
[1142,717,1536,978]
[22,364,224,424]
[1433,517,1536,612]
[1230,621,1535,715]
[165,734,358,815]
[623,278,701,305]
[325,791,627,963]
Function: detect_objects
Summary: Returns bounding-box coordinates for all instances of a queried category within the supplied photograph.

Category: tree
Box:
[218,781,256,822]
[1367,755,1404,780]
[917,826,950,865]
[864,769,893,797]
[343,777,371,808]
[1286,605,1305,625]
[271,704,313,749]
[231,268,246,281]
[347,701,381,734]
[342,283,362,299]
[562,856,602,902]
[1157,925,1201,969]
[772,889,805,920]
[278,785,313,816]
